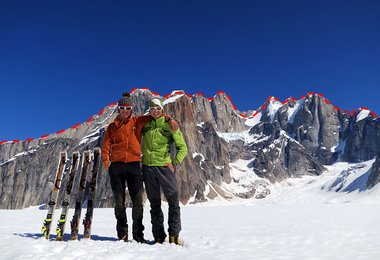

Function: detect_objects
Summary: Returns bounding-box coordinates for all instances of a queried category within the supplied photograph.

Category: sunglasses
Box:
[149,107,162,112]
[118,106,133,111]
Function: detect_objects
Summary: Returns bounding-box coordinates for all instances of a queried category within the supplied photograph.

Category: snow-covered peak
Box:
[266,97,283,122]
[163,90,185,105]
[171,90,185,95]
[287,99,304,124]
[267,96,282,103]
[356,109,371,122]
[130,88,151,95]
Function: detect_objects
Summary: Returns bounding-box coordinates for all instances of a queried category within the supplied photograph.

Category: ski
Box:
[82,148,101,239]
[41,152,67,239]
[69,150,91,240]
[55,152,80,241]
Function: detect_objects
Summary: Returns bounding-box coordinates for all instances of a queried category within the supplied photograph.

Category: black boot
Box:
[154,236,166,244]
[133,234,146,243]
[118,233,128,242]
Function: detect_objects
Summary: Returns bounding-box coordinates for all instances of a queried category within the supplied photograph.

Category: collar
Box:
[114,114,132,126]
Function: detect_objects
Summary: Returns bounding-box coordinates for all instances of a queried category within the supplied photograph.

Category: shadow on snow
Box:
[13,233,118,241]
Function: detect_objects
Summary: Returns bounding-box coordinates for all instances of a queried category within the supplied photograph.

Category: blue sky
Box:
[1,0,379,141]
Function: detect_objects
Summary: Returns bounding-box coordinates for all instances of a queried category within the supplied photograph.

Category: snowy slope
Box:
[3,199,380,259]
[2,160,380,259]
[3,201,379,260]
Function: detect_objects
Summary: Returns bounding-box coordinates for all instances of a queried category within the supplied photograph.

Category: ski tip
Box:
[60,151,68,160]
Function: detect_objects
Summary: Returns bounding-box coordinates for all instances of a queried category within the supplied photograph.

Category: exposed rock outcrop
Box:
[367,153,380,188]
[0,89,379,209]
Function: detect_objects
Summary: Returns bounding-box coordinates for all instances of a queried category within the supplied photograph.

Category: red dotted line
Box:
[1,89,378,145]
[370,111,378,117]
[71,123,81,129]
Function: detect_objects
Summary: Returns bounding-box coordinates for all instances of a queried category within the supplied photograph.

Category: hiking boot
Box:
[133,235,146,243]
[118,234,128,242]
[169,236,181,246]
[154,236,166,244]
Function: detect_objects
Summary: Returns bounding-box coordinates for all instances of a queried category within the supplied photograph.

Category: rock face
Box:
[164,94,245,203]
[249,122,326,183]
[279,95,342,165]
[343,117,380,162]
[367,153,380,188]
[0,89,380,209]
[0,105,116,209]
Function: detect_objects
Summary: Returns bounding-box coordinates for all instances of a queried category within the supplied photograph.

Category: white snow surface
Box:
[79,130,102,146]
[2,160,380,259]
[0,149,38,166]
[267,99,283,122]
[216,130,269,145]
[244,112,262,127]
[287,100,304,124]
[221,159,270,196]
[163,90,185,105]
[192,152,205,169]
[356,109,371,122]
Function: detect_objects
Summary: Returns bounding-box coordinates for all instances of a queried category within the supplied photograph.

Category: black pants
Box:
[142,165,181,240]
[109,162,144,239]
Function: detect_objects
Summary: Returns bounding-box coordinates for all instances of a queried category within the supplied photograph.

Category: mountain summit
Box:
[1,89,380,209]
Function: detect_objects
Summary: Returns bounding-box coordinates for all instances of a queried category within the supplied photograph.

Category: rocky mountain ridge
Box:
[1,89,379,209]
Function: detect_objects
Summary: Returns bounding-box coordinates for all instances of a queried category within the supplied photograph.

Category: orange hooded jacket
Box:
[101,115,152,166]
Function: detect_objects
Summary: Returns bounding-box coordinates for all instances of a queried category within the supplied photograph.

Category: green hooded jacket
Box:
[142,116,188,166]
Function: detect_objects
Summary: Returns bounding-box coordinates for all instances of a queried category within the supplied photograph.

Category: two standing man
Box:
[101,92,187,245]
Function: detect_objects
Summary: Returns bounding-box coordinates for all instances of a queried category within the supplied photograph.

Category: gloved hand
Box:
[168,119,179,132]
[164,115,179,132]
[103,161,111,170]
[167,163,176,173]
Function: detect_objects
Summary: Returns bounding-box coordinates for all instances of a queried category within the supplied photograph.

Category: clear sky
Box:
[1,0,379,141]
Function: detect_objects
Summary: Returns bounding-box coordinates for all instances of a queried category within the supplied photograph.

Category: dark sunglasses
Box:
[149,107,162,111]
[118,106,133,111]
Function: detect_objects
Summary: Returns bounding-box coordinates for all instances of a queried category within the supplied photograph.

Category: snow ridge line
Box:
[0,89,378,145]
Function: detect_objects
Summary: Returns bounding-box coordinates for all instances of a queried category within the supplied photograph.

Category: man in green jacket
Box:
[142,98,188,245]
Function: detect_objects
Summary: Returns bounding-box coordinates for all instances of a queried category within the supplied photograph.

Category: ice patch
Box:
[221,159,271,198]
[79,129,101,145]
[193,152,205,169]
[245,112,262,127]
[267,100,283,122]
[216,130,269,144]
[287,100,304,124]
[0,149,38,166]
[356,109,371,122]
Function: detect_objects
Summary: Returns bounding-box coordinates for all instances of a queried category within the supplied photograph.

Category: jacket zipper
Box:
[150,120,155,164]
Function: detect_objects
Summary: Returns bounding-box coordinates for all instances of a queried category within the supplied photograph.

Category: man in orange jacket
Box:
[101,92,178,242]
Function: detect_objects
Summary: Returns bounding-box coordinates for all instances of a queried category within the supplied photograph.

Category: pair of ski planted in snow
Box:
[41,148,101,241]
